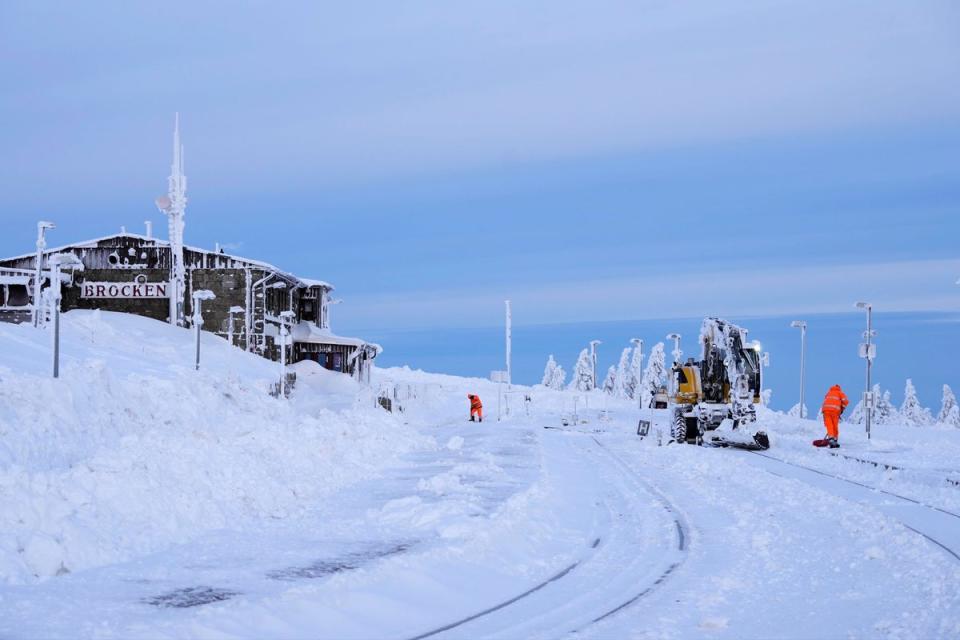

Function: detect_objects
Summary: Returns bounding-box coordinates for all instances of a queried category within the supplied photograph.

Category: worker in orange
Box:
[467,394,483,422]
[821,384,849,448]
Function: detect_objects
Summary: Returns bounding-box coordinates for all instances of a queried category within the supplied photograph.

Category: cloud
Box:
[337,258,960,330]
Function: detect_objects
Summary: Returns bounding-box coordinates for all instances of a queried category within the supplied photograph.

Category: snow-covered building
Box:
[0,117,378,379]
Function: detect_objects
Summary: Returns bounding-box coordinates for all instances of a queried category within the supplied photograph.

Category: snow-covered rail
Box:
[404,433,689,639]
[745,451,960,563]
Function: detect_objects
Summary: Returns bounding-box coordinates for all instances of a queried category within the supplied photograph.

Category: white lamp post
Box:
[47,253,83,378]
[33,221,55,327]
[855,302,876,439]
[790,320,807,418]
[278,310,296,398]
[666,333,682,364]
[505,300,512,388]
[192,290,216,370]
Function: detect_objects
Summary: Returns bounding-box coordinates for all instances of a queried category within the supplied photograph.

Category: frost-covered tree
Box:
[569,348,594,392]
[637,342,666,408]
[944,405,960,428]
[900,379,933,426]
[874,388,900,425]
[553,364,567,390]
[541,355,560,388]
[614,347,636,399]
[938,385,958,425]
[601,365,617,394]
[788,403,808,419]
[761,389,772,406]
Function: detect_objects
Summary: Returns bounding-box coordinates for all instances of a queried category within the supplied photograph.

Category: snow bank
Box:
[0,312,430,584]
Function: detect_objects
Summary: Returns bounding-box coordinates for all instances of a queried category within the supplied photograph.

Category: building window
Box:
[6,284,29,307]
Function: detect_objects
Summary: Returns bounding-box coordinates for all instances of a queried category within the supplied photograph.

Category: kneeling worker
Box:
[467,394,483,422]
[821,384,849,448]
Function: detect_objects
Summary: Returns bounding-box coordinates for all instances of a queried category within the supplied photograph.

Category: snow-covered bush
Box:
[601,365,617,394]
[938,384,958,425]
[569,348,594,392]
[761,389,772,406]
[875,388,900,425]
[637,342,666,408]
[788,403,808,419]
[900,379,934,426]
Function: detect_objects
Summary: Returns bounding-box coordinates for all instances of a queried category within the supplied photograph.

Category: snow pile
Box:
[0,311,429,584]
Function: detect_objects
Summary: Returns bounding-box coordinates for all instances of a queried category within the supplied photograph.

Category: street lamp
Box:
[630,338,644,404]
[790,320,807,418]
[589,339,602,390]
[192,290,216,370]
[33,221,55,327]
[666,333,682,364]
[47,253,83,378]
[278,310,296,398]
[855,302,876,439]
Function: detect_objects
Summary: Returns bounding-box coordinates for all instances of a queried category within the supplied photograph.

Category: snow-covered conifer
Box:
[788,403,808,419]
[637,342,666,408]
[541,355,560,388]
[570,349,594,392]
[614,347,638,399]
[552,364,567,390]
[945,405,960,428]
[938,384,958,425]
[900,379,933,426]
[875,388,899,425]
[601,365,617,394]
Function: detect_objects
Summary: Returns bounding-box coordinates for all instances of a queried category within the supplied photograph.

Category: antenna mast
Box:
[156,113,187,327]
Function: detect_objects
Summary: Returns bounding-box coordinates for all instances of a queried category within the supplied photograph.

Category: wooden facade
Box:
[0,233,377,378]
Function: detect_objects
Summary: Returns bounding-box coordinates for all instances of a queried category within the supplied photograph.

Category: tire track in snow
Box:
[404,434,688,640]
[746,451,960,563]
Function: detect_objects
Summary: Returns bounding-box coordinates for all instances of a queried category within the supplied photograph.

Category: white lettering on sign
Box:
[80,282,170,299]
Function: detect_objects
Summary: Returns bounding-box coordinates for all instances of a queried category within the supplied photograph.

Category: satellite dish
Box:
[155,195,172,211]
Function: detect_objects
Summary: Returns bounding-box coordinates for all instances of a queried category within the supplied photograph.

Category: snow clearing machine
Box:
[668,317,770,450]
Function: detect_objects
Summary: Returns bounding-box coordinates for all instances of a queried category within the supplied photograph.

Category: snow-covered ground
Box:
[1,311,959,639]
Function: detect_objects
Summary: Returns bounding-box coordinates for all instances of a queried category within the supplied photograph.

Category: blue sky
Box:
[2,1,959,332]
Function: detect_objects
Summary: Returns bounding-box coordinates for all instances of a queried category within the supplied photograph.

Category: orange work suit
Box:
[468,394,483,421]
[821,385,849,440]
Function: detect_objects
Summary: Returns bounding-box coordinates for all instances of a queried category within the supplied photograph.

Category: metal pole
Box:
[505,300,512,389]
[280,325,287,398]
[865,306,873,440]
[194,308,201,371]
[52,263,61,378]
[799,324,806,418]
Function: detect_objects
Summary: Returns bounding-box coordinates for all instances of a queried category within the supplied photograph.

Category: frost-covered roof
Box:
[290,322,381,355]
[1,232,335,291]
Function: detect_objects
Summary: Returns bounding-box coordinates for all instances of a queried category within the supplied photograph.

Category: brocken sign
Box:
[80,282,170,299]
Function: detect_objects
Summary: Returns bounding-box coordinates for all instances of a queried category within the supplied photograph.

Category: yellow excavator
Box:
[668,317,770,450]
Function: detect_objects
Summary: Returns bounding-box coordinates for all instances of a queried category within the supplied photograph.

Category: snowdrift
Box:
[0,311,430,584]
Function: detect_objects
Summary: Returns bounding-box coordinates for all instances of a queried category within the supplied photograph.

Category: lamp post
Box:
[855,302,876,439]
[192,290,216,370]
[589,339,602,390]
[505,300,512,389]
[630,338,644,404]
[666,333,682,364]
[790,320,807,418]
[278,310,296,398]
[33,221,55,327]
[47,253,83,378]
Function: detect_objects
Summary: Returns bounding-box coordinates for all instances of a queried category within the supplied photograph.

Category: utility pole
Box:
[666,333,682,364]
[790,320,807,418]
[192,290,215,370]
[856,302,876,439]
[33,221,55,327]
[156,113,187,327]
[589,339,602,390]
[505,300,512,389]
